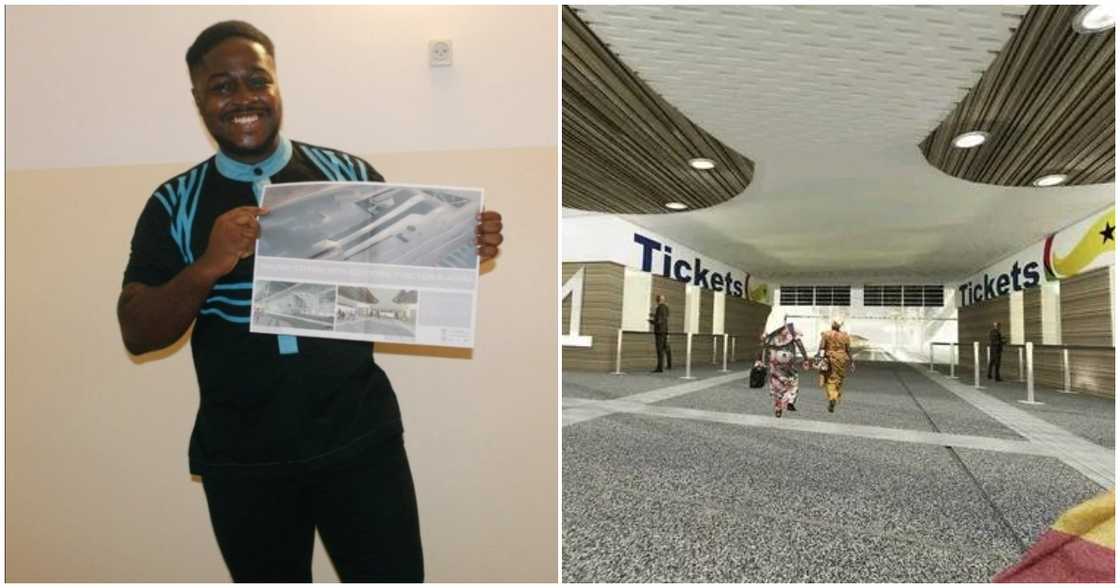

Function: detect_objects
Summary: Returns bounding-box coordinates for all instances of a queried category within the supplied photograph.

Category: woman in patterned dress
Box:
[760,323,811,418]
[818,319,854,413]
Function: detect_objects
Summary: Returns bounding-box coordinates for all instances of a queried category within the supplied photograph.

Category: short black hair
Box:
[186,20,274,72]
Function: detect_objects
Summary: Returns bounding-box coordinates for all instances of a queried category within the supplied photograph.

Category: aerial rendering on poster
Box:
[250,181,482,347]
[257,182,480,268]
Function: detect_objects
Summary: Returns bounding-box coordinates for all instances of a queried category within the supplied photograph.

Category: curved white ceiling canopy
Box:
[573,4,1115,283]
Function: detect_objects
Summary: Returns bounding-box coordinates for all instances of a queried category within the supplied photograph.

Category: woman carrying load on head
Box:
[818,318,854,413]
[760,323,811,418]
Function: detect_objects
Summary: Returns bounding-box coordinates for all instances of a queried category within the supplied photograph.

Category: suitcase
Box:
[749,361,767,388]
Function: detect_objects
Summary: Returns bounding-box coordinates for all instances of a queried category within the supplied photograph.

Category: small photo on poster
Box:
[251,280,337,332]
[336,287,418,339]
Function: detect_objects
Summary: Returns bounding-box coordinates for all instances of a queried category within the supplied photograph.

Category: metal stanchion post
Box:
[1019,341,1042,405]
[949,343,958,379]
[1018,347,1024,382]
[720,334,729,373]
[681,333,695,380]
[731,337,737,364]
[612,329,625,375]
[929,343,935,372]
[712,336,718,365]
[973,341,982,389]
[1060,348,1072,394]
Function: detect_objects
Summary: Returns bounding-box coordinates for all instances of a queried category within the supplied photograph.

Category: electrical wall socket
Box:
[429,39,452,67]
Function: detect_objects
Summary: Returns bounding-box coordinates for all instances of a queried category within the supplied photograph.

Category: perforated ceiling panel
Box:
[580,4,1023,153]
[569,5,1116,283]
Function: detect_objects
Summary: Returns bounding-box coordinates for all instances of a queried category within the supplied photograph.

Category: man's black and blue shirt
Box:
[123,136,403,476]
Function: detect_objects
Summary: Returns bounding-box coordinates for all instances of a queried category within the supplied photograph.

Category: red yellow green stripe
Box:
[995,489,1114,583]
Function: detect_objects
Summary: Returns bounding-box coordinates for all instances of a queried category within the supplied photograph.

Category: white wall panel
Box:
[713,292,726,335]
[622,268,653,332]
[1010,290,1025,345]
[685,285,700,333]
[1042,282,1062,344]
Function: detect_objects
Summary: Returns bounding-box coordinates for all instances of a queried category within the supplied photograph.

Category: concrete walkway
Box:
[562,360,1113,582]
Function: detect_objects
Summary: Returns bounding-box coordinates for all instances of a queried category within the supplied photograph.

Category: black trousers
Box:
[201,434,423,582]
[987,346,1002,379]
[654,332,672,370]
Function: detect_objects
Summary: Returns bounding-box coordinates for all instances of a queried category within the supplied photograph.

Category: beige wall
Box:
[5,5,557,169]
[5,146,558,581]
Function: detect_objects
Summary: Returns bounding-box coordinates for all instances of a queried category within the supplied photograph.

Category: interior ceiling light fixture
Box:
[665,202,689,210]
[688,158,716,170]
[1033,174,1069,187]
[1073,5,1115,33]
[951,131,990,148]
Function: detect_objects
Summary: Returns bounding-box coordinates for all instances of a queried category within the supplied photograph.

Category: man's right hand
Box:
[117,206,267,354]
[198,206,268,277]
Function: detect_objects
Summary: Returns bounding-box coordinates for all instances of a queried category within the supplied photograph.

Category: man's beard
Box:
[215,124,281,162]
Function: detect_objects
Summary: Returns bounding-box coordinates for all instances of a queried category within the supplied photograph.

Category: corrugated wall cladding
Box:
[1061,267,1112,346]
[562,262,625,371]
[958,295,1011,377]
[562,262,771,372]
[1059,267,1114,397]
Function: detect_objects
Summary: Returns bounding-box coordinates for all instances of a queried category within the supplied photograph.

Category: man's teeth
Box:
[232,114,260,124]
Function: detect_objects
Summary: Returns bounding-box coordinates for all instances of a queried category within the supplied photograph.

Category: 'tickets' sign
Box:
[633,233,747,297]
[956,255,1044,307]
[562,215,770,302]
[956,206,1114,307]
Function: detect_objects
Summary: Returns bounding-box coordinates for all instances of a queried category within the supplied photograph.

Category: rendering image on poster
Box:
[257,182,479,269]
[336,287,418,339]
[250,181,482,348]
[252,281,336,331]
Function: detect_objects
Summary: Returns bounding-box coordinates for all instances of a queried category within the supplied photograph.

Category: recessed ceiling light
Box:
[952,131,989,149]
[1033,174,1069,187]
[689,158,715,170]
[1073,5,1114,33]
[665,202,688,210]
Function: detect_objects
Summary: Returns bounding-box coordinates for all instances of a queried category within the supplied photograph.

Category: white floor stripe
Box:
[909,363,1114,488]
[572,399,1052,457]
[562,371,748,427]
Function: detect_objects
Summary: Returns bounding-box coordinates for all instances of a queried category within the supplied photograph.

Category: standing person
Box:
[988,321,1005,381]
[818,319,853,413]
[648,294,671,372]
[116,21,504,582]
[761,323,810,418]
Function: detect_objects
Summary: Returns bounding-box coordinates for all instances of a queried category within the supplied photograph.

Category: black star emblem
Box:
[1100,222,1115,243]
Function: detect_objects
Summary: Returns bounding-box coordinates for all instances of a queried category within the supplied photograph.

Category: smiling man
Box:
[117,21,502,582]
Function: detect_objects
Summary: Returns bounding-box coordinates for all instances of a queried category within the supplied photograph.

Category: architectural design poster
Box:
[250,181,482,348]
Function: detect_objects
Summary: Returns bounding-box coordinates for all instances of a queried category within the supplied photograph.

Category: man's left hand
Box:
[477,210,504,262]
